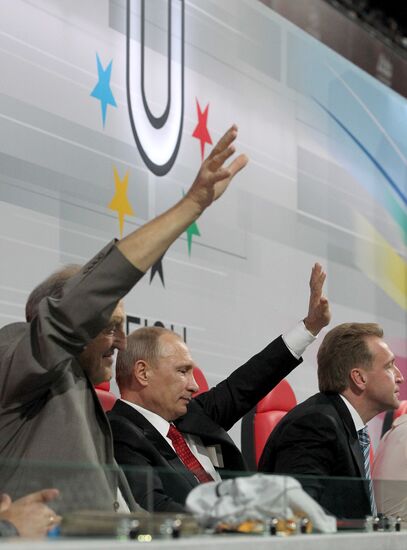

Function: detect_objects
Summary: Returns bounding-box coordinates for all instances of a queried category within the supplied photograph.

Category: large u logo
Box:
[126,0,184,176]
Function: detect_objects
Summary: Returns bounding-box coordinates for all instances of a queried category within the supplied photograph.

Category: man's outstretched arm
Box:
[194,263,331,428]
[117,125,248,272]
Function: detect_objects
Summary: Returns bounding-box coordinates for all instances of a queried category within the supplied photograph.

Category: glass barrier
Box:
[0,457,406,539]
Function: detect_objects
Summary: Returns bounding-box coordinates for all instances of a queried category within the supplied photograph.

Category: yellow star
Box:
[108,166,135,237]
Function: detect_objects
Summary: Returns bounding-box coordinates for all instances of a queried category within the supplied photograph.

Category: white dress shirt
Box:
[121,321,315,483]
[339,394,365,432]
[120,400,222,481]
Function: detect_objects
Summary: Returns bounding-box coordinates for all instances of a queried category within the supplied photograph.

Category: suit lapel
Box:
[111,400,199,488]
[327,394,365,478]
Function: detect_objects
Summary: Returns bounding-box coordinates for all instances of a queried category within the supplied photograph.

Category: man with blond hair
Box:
[259,322,404,520]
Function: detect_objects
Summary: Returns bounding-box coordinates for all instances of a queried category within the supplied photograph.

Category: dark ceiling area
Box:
[328,0,407,51]
[363,0,407,33]
[261,0,407,97]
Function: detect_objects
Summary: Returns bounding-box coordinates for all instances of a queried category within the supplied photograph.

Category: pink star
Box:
[192,99,212,160]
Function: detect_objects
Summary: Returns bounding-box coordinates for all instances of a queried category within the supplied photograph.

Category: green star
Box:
[186,221,200,256]
[183,190,200,255]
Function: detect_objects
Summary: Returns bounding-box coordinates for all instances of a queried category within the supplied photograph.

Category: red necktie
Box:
[167,424,214,484]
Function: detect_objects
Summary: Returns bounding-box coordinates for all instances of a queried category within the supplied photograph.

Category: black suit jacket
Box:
[258,392,372,519]
[108,335,301,512]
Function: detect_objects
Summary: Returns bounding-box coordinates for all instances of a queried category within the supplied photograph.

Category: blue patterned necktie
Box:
[358,426,377,516]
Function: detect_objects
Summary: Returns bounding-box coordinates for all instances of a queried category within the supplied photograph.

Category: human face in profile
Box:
[363,336,404,413]
[145,333,199,421]
[79,301,126,384]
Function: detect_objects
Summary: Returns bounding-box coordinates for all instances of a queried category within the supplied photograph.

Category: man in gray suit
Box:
[0,126,247,513]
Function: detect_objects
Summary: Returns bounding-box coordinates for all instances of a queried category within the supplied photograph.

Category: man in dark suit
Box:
[0,126,247,513]
[258,322,404,519]
[108,264,331,511]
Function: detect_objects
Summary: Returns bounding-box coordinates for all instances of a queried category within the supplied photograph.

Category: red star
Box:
[192,98,212,160]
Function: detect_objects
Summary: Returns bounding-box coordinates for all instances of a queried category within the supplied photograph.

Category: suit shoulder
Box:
[0,322,26,340]
[273,393,341,431]
[108,403,142,433]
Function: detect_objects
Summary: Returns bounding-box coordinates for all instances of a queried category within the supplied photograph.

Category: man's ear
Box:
[350,367,368,391]
[133,360,150,387]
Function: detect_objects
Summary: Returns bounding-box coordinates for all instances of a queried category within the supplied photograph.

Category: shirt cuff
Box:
[282,321,317,359]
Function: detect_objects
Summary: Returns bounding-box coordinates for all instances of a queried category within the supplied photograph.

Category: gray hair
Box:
[116,326,182,390]
[25,264,82,322]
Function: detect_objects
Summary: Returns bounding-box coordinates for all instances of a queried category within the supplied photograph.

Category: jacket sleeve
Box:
[0,242,143,405]
[194,335,302,431]
[258,412,338,502]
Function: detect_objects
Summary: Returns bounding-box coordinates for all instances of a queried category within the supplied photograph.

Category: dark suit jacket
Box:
[0,242,142,512]
[258,392,372,519]
[109,335,301,512]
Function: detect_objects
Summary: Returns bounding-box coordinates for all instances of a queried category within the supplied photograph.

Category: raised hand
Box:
[303,263,331,336]
[186,125,248,213]
[117,125,248,272]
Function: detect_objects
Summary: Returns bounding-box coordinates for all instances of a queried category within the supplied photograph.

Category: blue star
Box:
[90,53,117,127]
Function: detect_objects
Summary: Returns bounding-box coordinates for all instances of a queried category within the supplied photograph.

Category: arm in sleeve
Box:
[194,335,302,431]
[0,243,143,405]
[259,413,338,503]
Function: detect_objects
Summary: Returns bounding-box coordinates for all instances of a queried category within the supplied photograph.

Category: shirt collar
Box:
[120,399,170,439]
[339,394,365,432]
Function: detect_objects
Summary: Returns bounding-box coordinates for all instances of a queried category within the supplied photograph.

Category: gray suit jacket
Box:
[0,242,143,513]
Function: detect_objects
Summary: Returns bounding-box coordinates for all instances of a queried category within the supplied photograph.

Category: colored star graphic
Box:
[186,221,200,255]
[192,98,212,160]
[90,53,117,127]
[108,167,135,238]
[182,190,200,255]
[150,252,166,287]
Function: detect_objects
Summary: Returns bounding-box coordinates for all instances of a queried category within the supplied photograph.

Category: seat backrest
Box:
[94,382,117,412]
[95,381,110,392]
[192,366,209,397]
[254,380,297,465]
[241,379,297,470]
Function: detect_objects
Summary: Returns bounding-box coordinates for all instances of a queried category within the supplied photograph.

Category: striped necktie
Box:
[357,426,377,516]
[167,424,214,484]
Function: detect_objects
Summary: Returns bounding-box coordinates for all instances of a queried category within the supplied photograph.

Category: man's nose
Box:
[188,372,199,394]
[396,365,404,384]
[114,331,127,351]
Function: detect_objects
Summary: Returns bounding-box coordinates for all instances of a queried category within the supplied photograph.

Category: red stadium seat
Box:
[95,381,110,392]
[94,382,117,412]
[192,366,209,397]
[241,379,297,470]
